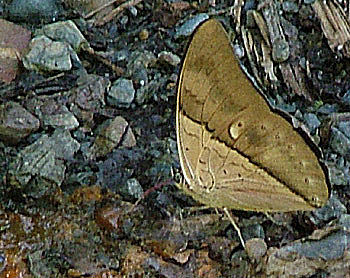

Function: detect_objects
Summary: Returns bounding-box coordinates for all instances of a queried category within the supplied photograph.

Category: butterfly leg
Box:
[223,207,246,249]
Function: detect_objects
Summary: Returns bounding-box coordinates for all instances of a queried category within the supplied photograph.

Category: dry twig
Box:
[94,0,143,27]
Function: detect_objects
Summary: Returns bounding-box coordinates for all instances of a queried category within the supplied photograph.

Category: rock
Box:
[318,103,338,114]
[88,116,134,159]
[41,104,79,130]
[242,223,265,241]
[207,236,238,263]
[339,214,350,229]
[122,128,137,148]
[272,38,290,62]
[304,113,320,134]
[126,51,156,86]
[117,178,143,201]
[272,228,348,261]
[266,229,349,278]
[107,78,135,108]
[6,0,62,23]
[157,51,181,67]
[72,73,108,110]
[338,122,350,139]
[23,36,74,72]
[341,90,350,105]
[69,73,109,129]
[245,238,267,262]
[36,20,89,52]
[8,129,79,197]
[311,194,347,223]
[114,49,130,62]
[330,127,350,157]
[0,102,39,144]
[0,19,31,83]
[51,129,80,160]
[282,1,299,13]
[327,153,350,186]
[135,76,163,105]
[174,13,209,39]
[96,149,141,191]
[139,29,149,40]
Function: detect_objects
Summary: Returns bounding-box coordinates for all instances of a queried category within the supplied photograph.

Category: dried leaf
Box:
[313,0,350,57]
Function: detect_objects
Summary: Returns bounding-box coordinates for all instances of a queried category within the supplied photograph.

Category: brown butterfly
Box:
[176,19,329,214]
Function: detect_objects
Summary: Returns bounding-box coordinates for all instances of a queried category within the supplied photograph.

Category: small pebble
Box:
[245,238,267,261]
[107,78,135,108]
[158,51,181,67]
[282,1,299,13]
[304,113,320,134]
[175,13,209,39]
[139,29,149,40]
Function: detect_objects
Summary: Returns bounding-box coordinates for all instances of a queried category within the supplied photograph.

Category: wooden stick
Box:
[95,0,143,26]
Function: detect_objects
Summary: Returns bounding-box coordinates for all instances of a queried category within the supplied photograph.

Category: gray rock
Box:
[0,102,39,144]
[10,135,60,186]
[36,20,89,52]
[329,167,350,186]
[329,166,350,185]
[122,128,137,148]
[275,94,296,113]
[266,226,350,277]
[338,122,350,139]
[117,178,144,201]
[304,113,320,134]
[266,227,350,278]
[339,214,350,229]
[120,15,128,25]
[272,38,290,62]
[128,51,156,69]
[114,49,129,62]
[72,74,108,111]
[42,105,79,130]
[342,90,350,104]
[107,78,135,108]
[242,224,265,241]
[51,129,80,160]
[128,5,138,17]
[245,238,267,262]
[318,103,338,114]
[88,116,131,159]
[127,51,156,86]
[282,229,348,260]
[157,51,181,67]
[69,74,109,130]
[282,1,299,13]
[65,171,96,188]
[330,127,350,156]
[135,77,163,105]
[8,129,79,196]
[233,44,245,59]
[7,0,61,23]
[23,36,73,72]
[312,194,347,223]
[175,13,209,39]
[327,154,350,186]
[168,138,177,155]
